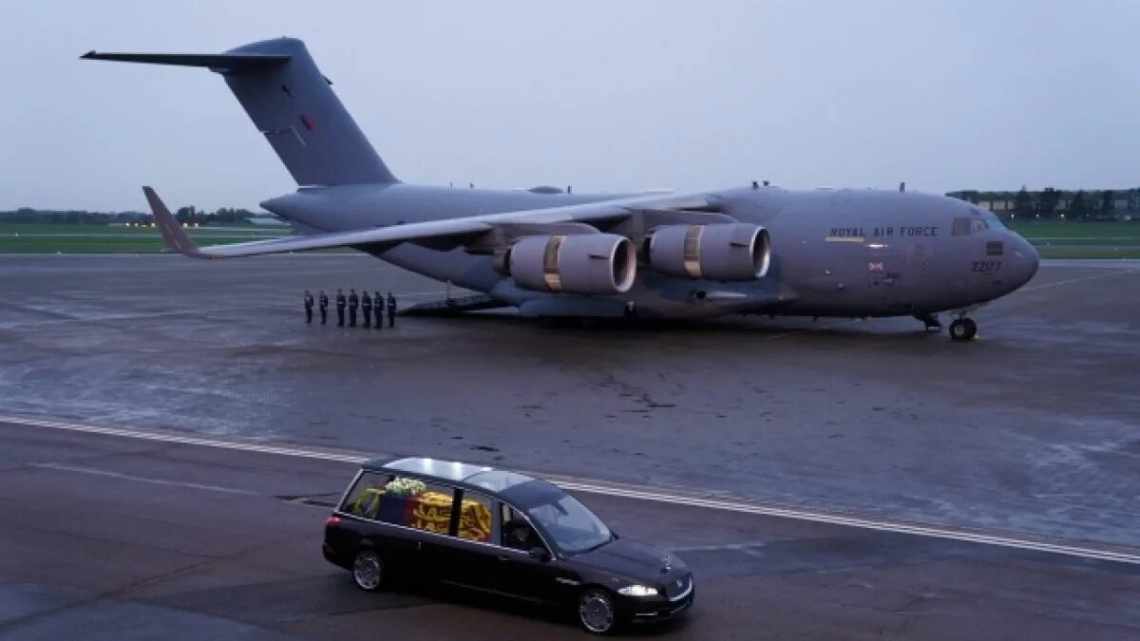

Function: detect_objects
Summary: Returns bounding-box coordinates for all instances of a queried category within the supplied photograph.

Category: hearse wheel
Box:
[352,549,384,592]
[578,588,618,635]
[949,318,977,341]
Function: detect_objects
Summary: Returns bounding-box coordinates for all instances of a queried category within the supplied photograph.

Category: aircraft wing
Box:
[142,187,718,259]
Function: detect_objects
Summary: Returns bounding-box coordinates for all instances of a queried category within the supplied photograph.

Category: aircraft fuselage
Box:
[261,183,1040,320]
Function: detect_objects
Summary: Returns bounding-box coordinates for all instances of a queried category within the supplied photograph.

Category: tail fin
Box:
[83,38,397,186]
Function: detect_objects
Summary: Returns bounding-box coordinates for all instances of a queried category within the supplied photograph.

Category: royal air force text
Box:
[828,226,939,239]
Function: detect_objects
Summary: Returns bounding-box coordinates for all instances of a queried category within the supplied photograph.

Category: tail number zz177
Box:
[971,260,1002,273]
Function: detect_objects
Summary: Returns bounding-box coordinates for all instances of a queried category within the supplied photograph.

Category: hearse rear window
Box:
[342,471,388,519]
[341,472,457,535]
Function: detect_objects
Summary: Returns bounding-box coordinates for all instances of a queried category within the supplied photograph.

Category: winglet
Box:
[142,187,207,258]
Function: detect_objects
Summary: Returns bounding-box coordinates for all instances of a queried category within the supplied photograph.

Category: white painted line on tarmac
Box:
[1021,268,1139,293]
[3,413,1139,566]
[549,479,1140,565]
[29,462,258,495]
[1040,259,1140,269]
[0,415,368,465]
[670,540,771,553]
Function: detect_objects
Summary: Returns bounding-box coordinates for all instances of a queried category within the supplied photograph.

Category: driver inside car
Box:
[503,519,540,551]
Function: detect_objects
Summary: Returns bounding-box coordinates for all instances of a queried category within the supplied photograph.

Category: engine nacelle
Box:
[647,223,771,281]
[507,234,637,295]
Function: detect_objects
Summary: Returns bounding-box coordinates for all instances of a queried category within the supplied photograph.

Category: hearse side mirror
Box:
[528,547,551,562]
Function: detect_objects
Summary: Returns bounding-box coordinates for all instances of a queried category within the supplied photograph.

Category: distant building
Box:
[977,199,1013,212]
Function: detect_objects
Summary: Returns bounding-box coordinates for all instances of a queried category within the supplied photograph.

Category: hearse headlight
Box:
[617,584,659,597]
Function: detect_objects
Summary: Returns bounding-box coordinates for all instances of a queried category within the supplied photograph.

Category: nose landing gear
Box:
[948,317,977,341]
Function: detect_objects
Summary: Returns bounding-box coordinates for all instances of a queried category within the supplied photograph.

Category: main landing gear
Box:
[913,313,942,332]
[948,317,978,341]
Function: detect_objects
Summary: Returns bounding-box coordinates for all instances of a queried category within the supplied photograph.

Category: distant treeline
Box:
[0,206,260,225]
[948,187,1140,221]
[0,208,149,224]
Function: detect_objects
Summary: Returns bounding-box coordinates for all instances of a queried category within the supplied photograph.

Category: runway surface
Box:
[1,420,1138,641]
[2,255,1139,546]
[1,254,1138,638]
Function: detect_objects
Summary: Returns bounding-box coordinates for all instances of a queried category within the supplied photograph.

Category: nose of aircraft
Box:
[1007,231,1040,289]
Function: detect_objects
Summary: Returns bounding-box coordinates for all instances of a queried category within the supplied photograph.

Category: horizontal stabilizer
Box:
[84,37,395,184]
[81,51,289,72]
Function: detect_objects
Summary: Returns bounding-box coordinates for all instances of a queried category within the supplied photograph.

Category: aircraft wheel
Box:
[949,318,977,341]
[962,318,978,340]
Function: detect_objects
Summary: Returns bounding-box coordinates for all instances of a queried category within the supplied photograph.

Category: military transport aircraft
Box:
[83,37,1039,341]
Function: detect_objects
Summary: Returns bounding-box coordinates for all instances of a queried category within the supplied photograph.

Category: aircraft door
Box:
[906,239,943,308]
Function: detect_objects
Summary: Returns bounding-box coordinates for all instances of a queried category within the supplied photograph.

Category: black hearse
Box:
[323,457,694,634]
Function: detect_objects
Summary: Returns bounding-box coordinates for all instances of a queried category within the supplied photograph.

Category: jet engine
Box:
[647,223,771,280]
[505,234,637,295]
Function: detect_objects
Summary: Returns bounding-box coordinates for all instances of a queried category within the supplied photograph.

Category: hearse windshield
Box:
[510,481,612,554]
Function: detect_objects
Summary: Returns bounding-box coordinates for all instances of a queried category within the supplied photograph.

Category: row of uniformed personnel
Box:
[303,289,397,328]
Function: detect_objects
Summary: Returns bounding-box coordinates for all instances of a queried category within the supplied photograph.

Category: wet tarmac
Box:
[2,255,1139,551]
[1,421,1137,641]
[2,254,1139,638]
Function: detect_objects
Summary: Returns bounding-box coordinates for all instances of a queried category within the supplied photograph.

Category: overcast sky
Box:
[1,0,1138,211]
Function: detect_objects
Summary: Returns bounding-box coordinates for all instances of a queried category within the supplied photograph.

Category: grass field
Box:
[1009,221,1139,239]
[3,221,1139,258]
[1010,221,1140,258]
[0,223,289,254]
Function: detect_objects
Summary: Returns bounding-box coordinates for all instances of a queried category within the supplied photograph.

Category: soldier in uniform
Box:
[348,289,359,327]
[374,290,383,330]
[336,288,346,327]
[361,290,373,328]
[386,291,397,328]
[303,290,314,324]
[318,290,329,325]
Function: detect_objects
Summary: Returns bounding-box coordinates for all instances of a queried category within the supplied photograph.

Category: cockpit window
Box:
[955,210,1003,236]
[973,207,1006,230]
